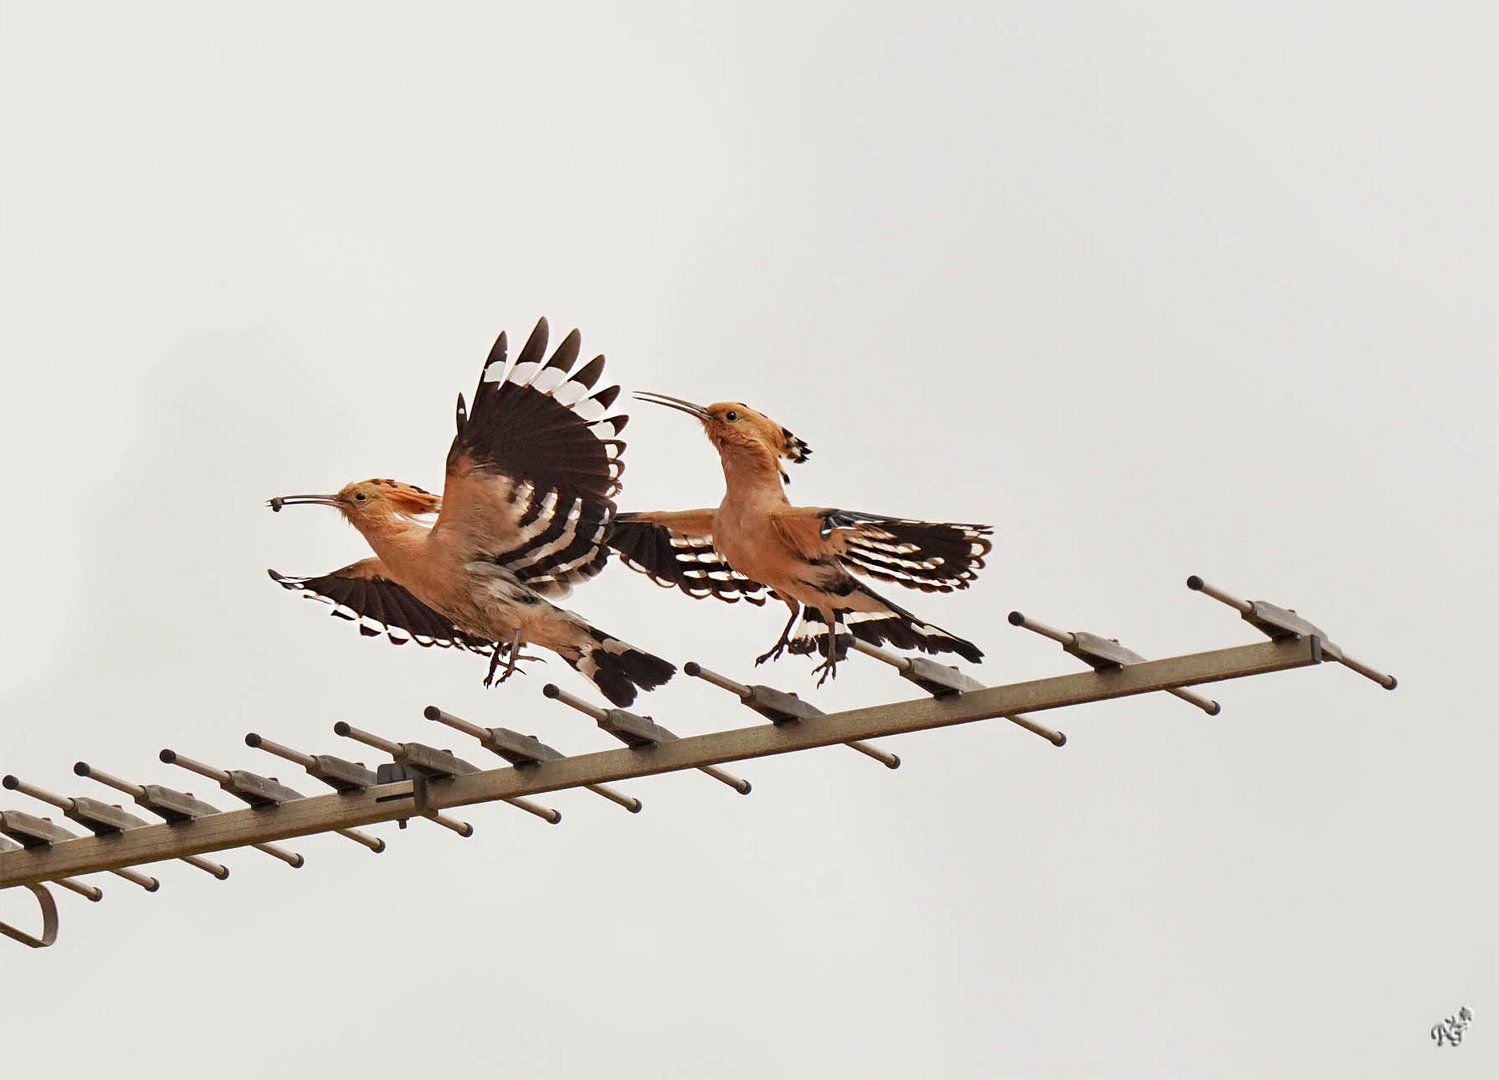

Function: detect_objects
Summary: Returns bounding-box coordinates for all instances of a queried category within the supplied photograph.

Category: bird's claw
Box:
[483,666,523,689]
[483,643,546,688]
[810,637,847,687]
[754,643,787,667]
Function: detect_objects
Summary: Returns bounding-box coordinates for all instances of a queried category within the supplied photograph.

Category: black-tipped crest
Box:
[781,427,812,464]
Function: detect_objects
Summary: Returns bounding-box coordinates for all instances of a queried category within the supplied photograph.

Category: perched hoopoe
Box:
[610,393,990,684]
[267,319,675,707]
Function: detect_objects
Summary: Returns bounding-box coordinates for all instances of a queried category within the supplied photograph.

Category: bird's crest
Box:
[634,392,813,485]
[719,405,813,484]
[355,479,442,517]
[780,426,812,466]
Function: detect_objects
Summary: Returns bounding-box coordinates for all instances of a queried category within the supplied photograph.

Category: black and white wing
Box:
[435,318,627,596]
[268,561,495,653]
[818,510,992,593]
[608,510,768,604]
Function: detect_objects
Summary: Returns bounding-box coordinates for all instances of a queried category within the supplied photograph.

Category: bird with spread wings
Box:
[608,393,990,685]
[267,319,675,707]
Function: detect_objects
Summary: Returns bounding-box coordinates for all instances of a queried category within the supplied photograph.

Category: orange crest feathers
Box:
[381,481,441,516]
[351,479,442,516]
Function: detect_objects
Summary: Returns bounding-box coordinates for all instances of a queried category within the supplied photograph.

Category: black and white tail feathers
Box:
[791,581,984,665]
[568,627,677,708]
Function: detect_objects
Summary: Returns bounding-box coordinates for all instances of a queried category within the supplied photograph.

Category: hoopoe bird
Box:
[609,393,990,684]
[267,319,675,707]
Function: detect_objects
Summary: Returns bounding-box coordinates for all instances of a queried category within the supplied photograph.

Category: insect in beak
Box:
[268,494,342,512]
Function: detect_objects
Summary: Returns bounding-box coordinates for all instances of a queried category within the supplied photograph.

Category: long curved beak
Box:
[633,391,711,421]
[268,494,342,513]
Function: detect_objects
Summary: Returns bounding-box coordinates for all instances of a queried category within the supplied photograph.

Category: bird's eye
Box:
[725,410,739,422]
[354,492,367,501]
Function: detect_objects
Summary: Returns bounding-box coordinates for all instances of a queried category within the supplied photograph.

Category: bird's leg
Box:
[810,609,847,688]
[755,599,802,667]
[485,630,541,688]
[498,629,527,683]
[484,641,507,688]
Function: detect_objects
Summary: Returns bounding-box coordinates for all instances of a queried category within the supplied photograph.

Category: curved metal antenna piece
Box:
[0,883,60,949]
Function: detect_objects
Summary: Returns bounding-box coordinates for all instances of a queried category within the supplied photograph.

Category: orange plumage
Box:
[268,320,675,707]
[611,394,990,684]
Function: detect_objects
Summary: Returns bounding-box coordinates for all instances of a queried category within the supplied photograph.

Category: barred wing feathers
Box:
[817,510,991,593]
[607,510,767,605]
[267,560,495,653]
[437,318,627,595]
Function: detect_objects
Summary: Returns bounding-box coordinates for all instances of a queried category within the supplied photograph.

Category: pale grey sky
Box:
[1,3,1494,1077]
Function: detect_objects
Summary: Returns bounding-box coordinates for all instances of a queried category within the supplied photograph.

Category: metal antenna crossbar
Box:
[158,750,384,854]
[845,640,1068,747]
[4,634,1334,894]
[334,721,557,826]
[245,731,471,837]
[0,837,101,902]
[683,661,901,768]
[1187,575,1396,689]
[1008,611,1221,716]
[423,707,642,813]
[2,809,160,893]
[2,580,1399,948]
[542,684,752,794]
[72,762,303,869]
[4,774,229,880]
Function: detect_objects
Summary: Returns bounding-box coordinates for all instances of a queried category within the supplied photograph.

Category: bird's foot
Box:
[483,651,546,688]
[808,630,850,687]
[483,642,546,688]
[754,641,788,667]
[484,647,506,688]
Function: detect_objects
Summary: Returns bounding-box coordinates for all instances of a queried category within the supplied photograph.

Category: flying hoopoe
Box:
[609,393,990,684]
[267,319,675,707]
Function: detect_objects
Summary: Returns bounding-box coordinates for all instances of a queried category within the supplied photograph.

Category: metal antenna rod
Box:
[6,771,229,880]
[424,707,642,813]
[1008,611,1220,716]
[3,634,1334,903]
[0,835,102,901]
[1187,575,1397,690]
[73,761,295,870]
[331,724,478,835]
[683,661,902,767]
[152,752,304,868]
[241,735,385,851]
[332,723,401,757]
[71,762,144,799]
[111,868,161,891]
[335,720,559,823]
[844,640,1070,745]
[543,684,752,794]
[159,749,382,854]
[1186,577,1252,613]
[243,734,316,770]
[51,877,104,902]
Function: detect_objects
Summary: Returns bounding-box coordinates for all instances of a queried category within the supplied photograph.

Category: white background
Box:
[2,3,1493,1077]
